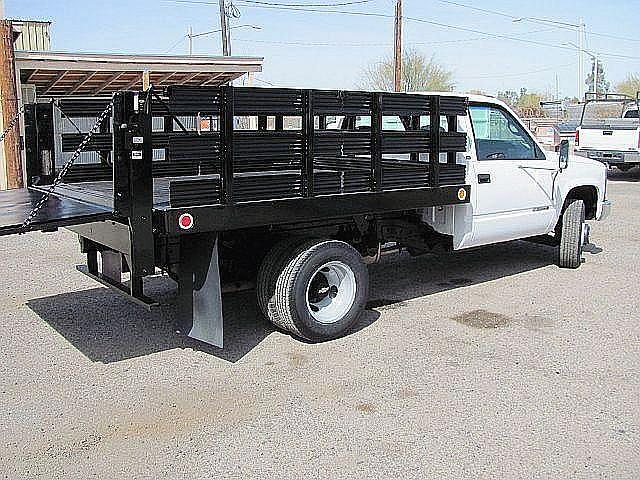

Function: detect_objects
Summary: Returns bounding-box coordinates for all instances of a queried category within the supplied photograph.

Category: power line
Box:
[168,0,372,6]
[436,0,515,20]
[437,0,640,44]
[234,27,556,48]
[253,76,277,86]
[166,0,640,60]
[240,0,372,6]
[458,62,576,80]
[164,34,188,53]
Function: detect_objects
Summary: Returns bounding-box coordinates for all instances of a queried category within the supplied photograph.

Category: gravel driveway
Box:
[1,174,638,479]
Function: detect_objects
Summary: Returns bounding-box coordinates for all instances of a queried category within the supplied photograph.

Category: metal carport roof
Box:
[16,51,264,96]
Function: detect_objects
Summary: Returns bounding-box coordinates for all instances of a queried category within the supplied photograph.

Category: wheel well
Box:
[564,186,598,220]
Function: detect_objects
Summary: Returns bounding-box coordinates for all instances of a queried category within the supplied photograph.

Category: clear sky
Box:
[6,0,639,97]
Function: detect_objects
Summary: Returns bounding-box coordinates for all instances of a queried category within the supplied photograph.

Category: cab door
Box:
[460,103,558,248]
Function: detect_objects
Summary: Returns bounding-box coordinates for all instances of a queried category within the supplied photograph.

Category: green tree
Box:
[360,49,454,92]
[496,88,546,116]
[516,88,543,110]
[585,58,610,95]
[497,90,519,107]
[616,73,640,97]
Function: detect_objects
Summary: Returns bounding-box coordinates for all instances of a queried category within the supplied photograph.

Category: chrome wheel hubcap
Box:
[305,261,356,324]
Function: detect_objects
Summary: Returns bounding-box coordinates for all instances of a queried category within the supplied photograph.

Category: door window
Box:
[470,105,544,160]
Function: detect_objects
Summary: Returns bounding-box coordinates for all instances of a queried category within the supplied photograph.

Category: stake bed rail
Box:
[0,86,471,347]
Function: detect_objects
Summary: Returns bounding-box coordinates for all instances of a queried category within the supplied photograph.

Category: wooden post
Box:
[0,20,22,189]
[393,0,403,92]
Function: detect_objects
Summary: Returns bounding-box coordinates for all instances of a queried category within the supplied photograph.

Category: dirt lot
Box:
[1,172,638,479]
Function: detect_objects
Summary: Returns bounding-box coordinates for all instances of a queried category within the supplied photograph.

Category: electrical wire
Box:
[233,27,556,48]
[458,62,576,80]
[239,0,371,6]
[164,34,188,53]
[253,76,277,86]
[166,0,640,60]
[437,0,640,44]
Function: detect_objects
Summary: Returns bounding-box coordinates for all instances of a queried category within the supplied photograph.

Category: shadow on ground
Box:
[27,239,591,364]
[608,167,640,183]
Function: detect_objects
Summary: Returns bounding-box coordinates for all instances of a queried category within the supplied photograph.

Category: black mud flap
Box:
[0,187,112,236]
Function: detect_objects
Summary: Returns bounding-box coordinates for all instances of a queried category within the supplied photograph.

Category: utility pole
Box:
[393,0,402,92]
[578,17,584,101]
[188,26,193,55]
[593,54,598,97]
[219,0,231,56]
[0,19,22,189]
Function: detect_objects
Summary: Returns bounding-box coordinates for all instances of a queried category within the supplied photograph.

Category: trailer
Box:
[0,86,470,347]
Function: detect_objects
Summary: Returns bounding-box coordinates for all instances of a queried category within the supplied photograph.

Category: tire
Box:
[260,239,369,342]
[559,199,586,269]
[256,237,307,318]
[617,164,633,172]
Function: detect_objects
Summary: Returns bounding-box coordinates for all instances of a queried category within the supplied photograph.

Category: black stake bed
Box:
[8,86,470,234]
[0,86,471,342]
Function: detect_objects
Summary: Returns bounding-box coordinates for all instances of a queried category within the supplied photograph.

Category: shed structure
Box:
[0,21,263,190]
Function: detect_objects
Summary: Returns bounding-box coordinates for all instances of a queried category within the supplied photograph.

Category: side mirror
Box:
[559,139,569,170]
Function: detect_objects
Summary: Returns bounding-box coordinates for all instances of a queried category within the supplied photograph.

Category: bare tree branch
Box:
[359,48,454,92]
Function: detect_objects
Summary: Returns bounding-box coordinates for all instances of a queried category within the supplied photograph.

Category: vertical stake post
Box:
[220,85,234,204]
[371,92,383,191]
[429,96,441,187]
[302,89,315,197]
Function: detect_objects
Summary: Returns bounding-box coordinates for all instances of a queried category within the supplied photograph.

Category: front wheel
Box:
[558,199,587,269]
[258,239,369,342]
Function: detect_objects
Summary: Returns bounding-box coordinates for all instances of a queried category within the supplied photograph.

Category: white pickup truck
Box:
[575,94,640,171]
[0,89,613,346]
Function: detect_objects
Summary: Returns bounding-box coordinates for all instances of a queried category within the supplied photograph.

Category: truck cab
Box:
[421,94,609,251]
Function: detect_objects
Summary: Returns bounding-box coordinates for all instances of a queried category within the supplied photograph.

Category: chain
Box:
[19,101,114,233]
[0,105,25,145]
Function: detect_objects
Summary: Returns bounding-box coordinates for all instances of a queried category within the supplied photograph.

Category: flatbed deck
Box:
[0,187,112,236]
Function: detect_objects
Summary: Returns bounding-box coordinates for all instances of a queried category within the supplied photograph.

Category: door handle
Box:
[477,174,491,184]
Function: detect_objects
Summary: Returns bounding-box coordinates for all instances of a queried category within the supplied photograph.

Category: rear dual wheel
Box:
[257,238,369,342]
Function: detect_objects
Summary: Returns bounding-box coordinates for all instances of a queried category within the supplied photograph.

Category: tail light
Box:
[637,130,640,149]
[575,129,580,147]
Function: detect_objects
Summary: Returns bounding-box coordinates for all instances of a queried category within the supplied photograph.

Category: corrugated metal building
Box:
[11,20,51,51]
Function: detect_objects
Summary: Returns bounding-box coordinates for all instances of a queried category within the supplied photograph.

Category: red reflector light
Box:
[178,213,194,230]
[575,129,580,146]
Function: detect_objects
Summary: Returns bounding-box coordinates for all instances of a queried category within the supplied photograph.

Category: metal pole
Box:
[188,26,193,55]
[219,0,230,56]
[393,0,402,92]
[594,55,598,96]
[578,17,584,100]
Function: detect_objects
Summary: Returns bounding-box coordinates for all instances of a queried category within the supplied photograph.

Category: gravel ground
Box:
[0,174,638,479]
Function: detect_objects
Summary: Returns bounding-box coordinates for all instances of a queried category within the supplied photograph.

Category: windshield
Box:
[581,102,632,126]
